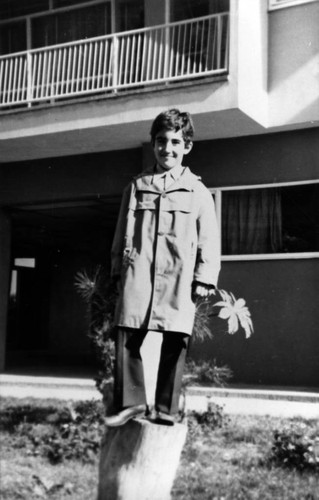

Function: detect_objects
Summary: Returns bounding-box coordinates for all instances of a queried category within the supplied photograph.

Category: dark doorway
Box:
[7,257,50,352]
[5,196,120,375]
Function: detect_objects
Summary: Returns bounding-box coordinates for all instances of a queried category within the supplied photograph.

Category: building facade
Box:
[0,0,318,386]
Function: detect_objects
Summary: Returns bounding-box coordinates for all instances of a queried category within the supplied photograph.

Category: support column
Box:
[144,0,169,26]
[0,210,11,372]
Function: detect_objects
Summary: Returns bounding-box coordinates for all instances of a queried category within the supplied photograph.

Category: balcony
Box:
[0,13,229,109]
[1,1,317,164]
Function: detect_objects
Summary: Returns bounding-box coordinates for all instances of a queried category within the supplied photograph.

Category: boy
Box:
[106,109,220,426]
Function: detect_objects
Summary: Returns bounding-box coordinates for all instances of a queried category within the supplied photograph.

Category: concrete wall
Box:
[1,127,318,384]
[237,0,268,127]
[232,0,319,129]
[188,126,319,186]
[3,126,317,206]
[268,1,319,126]
[187,126,319,387]
[190,258,319,387]
[0,147,142,206]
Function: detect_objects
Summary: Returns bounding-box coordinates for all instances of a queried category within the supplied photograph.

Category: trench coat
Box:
[111,166,221,335]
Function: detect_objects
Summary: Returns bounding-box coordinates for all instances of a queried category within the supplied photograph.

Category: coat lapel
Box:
[166,167,201,192]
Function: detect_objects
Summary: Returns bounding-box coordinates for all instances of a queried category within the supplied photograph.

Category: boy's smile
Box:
[153,129,192,170]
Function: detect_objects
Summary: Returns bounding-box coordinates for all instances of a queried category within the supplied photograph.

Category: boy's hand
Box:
[193,283,215,300]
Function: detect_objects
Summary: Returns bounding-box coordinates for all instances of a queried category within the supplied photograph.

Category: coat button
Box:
[162,193,167,198]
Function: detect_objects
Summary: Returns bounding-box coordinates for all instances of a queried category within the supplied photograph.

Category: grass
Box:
[1,452,98,500]
[0,397,100,500]
[174,414,319,500]
[1,397,319,500]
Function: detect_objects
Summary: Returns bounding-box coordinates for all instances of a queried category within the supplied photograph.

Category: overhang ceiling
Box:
[0,83,318,163]
[11,195,121,253]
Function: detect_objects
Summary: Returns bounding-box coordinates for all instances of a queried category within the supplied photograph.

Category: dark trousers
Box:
[114,328,189,415]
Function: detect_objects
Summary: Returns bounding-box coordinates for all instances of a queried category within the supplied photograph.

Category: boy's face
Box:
[153,129,192,170]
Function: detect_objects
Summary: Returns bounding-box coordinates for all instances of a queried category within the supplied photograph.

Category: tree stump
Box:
[97,418,187,500]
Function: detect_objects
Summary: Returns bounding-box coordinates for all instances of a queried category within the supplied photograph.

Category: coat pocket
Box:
[161,191,194,213]
[133,191,158,211]
[135,199,157,210]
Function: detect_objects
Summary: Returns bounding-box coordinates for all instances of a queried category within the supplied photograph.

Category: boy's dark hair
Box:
[150,108,194,147]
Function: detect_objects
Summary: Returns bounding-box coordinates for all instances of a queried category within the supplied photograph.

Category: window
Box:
[0,0,49,20]
[0,20,26,55]
[213,182,319,258]
[168,0,229,77]
[0,0,98,20]
[14,258,36,268]
[171,0,229,21]
[118,0,144,32]
[32,3,111,47]
[0,1,113,55]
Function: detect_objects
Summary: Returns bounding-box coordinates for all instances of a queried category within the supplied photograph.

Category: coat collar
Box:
[134,166,201,193]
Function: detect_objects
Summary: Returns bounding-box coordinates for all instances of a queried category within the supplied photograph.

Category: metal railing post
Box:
[26,51,33,107]
[112,34,119,91]
[163,25,170,81]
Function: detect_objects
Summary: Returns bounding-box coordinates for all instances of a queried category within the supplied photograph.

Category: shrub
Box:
[74,267,252,398]
[74,268,116,395]
[184,359,232,388]
[1,399,105,464]
[269,423,319,472]
[42,419,103,464]
[187,401,229,439]
[1,403,52,429]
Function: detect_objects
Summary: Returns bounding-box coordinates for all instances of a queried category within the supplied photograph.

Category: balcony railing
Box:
[0,13,229,109]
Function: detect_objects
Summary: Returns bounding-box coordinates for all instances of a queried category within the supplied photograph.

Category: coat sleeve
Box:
[110,183,133,278]
[194,185,221,287]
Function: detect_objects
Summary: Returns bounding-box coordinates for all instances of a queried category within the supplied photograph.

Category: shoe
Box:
[154,411,175,426]
[105,404,146,427]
